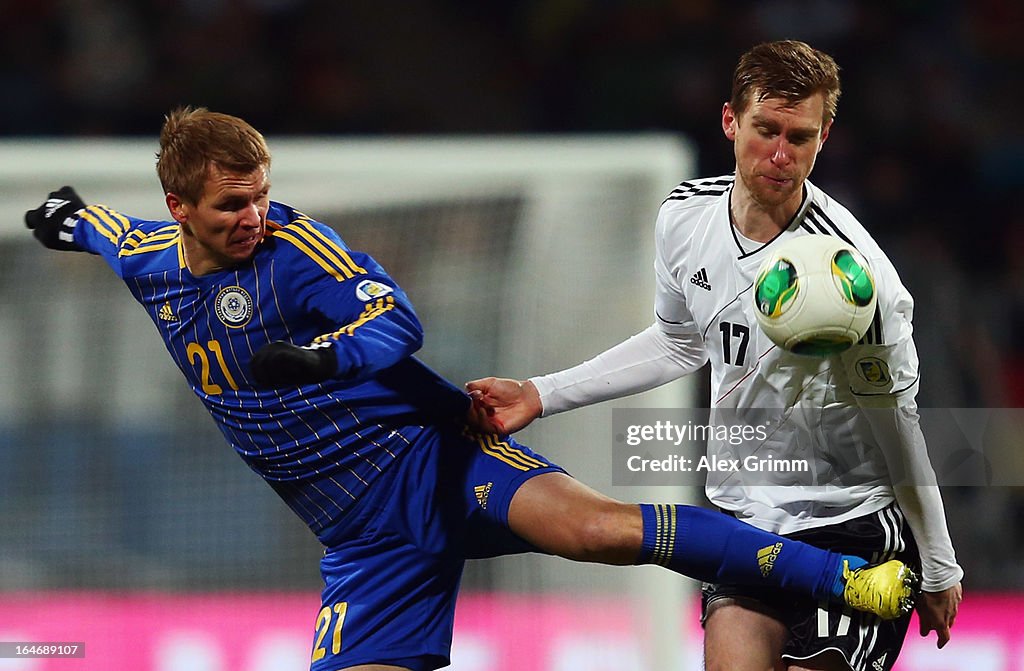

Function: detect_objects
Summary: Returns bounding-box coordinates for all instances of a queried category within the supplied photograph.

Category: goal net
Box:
[0,136,700,669]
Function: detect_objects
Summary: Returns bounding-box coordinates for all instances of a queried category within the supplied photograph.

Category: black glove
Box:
[250,341,338,387]
[25,186,86,251]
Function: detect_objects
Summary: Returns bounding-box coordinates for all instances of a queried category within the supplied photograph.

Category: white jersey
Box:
[654,175,919,534]
[532,173,962,589]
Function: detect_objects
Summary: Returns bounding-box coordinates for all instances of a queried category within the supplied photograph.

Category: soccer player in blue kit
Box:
[25,107,917,671]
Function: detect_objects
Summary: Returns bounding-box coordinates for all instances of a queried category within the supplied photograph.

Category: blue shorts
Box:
[309,426,565,671]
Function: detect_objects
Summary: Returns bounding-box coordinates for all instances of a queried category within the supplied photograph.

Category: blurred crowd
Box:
[2,0,1023,586]
[3,1,1021,407]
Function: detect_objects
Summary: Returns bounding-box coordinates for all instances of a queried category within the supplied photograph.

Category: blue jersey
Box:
[73,201,470,544]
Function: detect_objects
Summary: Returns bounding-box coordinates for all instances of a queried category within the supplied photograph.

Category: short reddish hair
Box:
[156,107,271,204]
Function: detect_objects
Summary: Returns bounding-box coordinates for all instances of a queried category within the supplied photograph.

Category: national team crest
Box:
[855,357,891,387]
[214,286,253,328]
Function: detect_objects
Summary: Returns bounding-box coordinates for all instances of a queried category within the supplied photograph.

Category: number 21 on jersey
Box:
[186,339,239,394]
[311,601,349,662]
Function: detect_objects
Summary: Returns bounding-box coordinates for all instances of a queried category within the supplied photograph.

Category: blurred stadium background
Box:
[1,2,1022,670]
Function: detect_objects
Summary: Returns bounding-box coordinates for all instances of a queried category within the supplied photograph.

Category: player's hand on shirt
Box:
[25,186,86,251]
[464,377,542,435]
[916,582,962,648]
[250,341,338,387]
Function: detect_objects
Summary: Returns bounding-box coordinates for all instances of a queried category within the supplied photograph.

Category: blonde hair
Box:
[156,107,271,204]
[730,40,841,124]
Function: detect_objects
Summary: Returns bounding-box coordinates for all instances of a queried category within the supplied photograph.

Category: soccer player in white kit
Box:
[467,40,963,671]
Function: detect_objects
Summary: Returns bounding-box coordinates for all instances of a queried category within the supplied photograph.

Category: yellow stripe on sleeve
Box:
[118,226,181,257]
[78,208,120,245]
[86,205,128,239]
[313,297,396,342]
[120,233,146,252]
[123,229,148,247]
[124,230,178,248]
[95,206,131,236]
[293,220,367,276]
[119,235,181,257]
[273,230,349,282]
[287,220,367,280]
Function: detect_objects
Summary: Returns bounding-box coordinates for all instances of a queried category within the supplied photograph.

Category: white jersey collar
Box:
[728,181,814,260]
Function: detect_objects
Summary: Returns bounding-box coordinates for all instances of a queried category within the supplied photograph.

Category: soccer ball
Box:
[753,234,877,356]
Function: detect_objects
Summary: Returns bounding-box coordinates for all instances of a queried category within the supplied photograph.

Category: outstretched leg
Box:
[508,470,643,564]
[507,471,912,616]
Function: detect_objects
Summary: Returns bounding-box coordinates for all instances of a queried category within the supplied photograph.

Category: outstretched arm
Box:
[466,323,708,434]
[24,187,87,252]
[466,377,543,434]
[25,187,166,279]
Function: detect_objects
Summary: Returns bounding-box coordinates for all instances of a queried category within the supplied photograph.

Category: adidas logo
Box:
[872,651,888,671]
[757,542,783,577]
[44,198,70,218]
[474,482,493,509]
[158,302,179,322]
[690,267,711,290]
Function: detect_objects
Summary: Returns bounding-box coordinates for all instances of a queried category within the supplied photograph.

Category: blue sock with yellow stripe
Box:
[636,504,862,601]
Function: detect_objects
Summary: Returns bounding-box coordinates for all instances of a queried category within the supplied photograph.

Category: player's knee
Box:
[567,503,638,564]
